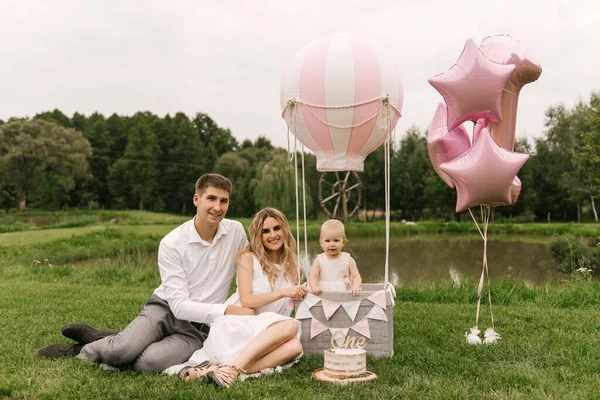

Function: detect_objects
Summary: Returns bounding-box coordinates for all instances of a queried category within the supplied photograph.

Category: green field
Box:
[1,211,599,399]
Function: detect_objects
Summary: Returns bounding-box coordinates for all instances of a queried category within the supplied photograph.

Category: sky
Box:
[0,0,598,149]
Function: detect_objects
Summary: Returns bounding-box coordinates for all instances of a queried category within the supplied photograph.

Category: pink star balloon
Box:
[427,102,471,188]
[440,127,529,212]
[472,118,489,144]
[428,39,516,131]
[480,35,542,151]
[510,176,522,205]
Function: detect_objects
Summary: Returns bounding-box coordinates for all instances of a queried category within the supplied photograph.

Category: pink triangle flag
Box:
[322,298,342,321]
[310,317,329,339]
[367,290,387,309]
[350,317,371,339]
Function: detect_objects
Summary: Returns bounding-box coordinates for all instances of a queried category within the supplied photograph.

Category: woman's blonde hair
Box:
[238,207,298,288]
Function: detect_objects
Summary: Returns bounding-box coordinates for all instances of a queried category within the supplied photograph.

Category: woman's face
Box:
[261,216,285,254]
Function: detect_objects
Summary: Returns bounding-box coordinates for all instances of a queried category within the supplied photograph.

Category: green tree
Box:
[33,109,72,128]
[254,152,312,217]
[574,93,600,221]
[392,126,431,220]
[192,113,239,164]
[0,119,92,211]
[108,112,160,210]
[156,113,209,214]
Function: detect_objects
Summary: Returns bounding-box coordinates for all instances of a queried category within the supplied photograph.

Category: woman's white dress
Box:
[163,255,301,376]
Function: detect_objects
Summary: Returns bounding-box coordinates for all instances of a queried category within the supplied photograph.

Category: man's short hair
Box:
[195,173,232,195]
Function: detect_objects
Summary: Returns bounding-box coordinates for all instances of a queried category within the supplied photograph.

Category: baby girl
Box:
[308,219,362,296]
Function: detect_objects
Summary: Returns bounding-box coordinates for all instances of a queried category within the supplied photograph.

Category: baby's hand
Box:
[312,286,322,295]
[351,285,362,296]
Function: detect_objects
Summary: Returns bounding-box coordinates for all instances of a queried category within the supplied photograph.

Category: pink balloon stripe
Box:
[345,36,381,170]
[299,35,334,166]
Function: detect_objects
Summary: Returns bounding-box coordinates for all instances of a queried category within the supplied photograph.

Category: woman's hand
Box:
[311,286,322,295]
[280,285,307,299]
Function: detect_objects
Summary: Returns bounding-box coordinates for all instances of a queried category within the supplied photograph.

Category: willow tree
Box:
[0,119,92,211]
[253,152,312,217]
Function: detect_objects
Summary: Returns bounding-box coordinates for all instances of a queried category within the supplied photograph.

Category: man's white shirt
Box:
[153,218,248,324]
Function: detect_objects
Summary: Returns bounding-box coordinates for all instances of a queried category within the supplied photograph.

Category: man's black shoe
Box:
[61,323,118,344]
[35,343,84,358]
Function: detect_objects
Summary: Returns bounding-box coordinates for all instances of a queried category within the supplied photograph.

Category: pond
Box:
[301,235,558,286]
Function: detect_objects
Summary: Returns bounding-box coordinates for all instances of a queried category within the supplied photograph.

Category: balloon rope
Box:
[483,206,495,329]
[301,145,308,277]
[301,106,381,129]
[286,105,296,161]
[384,100,391,287]
[295,95,385,109]
[293,137,301,283]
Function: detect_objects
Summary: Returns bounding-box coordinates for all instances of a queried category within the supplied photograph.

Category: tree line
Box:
[0,92,598,222]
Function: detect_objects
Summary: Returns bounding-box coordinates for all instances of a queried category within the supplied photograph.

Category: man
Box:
[37,173,253,372]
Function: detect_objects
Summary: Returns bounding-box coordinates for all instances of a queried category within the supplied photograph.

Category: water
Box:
[300,235,557,286]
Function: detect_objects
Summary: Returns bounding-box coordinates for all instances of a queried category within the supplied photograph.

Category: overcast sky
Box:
[0,1,598,149]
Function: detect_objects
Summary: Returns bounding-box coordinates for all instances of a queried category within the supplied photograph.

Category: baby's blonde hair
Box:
[320,219,346,239]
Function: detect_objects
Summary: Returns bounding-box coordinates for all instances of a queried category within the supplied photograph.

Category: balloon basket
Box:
[294,283,395,357]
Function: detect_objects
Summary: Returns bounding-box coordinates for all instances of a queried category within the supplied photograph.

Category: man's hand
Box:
[224,305,256,316]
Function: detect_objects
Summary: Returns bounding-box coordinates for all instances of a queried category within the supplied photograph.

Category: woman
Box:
[167,207,307,388]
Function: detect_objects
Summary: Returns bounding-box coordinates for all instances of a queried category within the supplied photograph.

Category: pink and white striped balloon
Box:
[280,33,403,172]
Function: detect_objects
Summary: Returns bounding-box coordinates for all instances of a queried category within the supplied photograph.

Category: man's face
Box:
[193,186,230,229]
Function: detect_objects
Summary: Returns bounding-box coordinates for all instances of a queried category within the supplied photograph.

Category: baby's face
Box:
[320,228,345,257]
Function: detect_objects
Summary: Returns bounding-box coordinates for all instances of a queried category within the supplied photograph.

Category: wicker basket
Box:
[294,283,394,357]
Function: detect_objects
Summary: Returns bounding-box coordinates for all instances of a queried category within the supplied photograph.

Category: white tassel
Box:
[465,327,482,345]
[483,328,501,344]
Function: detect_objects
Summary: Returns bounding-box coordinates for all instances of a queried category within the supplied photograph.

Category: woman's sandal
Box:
[178,360,222,382]
[207,364,246,388]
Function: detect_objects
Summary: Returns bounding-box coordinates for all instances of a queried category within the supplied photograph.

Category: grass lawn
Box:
[1,263,600,399]
[1,212,599,399]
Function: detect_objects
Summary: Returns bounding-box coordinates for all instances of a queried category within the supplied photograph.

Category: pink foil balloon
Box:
[428,39,516,131]
[510,176,522,205]
[480,35,542,151]
[427,102,471,188]
[440,128,529,212]
[472,118,489,144]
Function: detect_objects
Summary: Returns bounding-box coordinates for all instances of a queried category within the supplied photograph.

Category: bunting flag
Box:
[322,299,342,321]
[295,301,313,320]
[341,299,362,322]
[367,290,387,309]
[365,305,387,322]
[386,283,397,306]
[310,318,329,339]
[350,317,371,339]
[329,328,349,346]
[304,292,322,308]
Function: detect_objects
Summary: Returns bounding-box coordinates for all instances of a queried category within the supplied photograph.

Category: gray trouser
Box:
[80,294,209,372]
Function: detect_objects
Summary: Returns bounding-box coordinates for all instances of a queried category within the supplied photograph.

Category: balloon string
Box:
[301,144,309,277]
[293,136,301,284]
[469,206,485,329]
[469,206,495,330]
[484,206,495,329]
[384,101,391,287]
